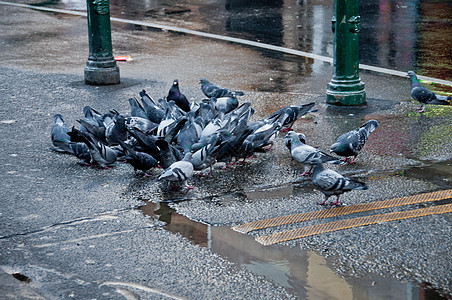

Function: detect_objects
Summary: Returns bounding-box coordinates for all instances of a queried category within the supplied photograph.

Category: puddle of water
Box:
[402,160,452,190]
[138,200,448,299]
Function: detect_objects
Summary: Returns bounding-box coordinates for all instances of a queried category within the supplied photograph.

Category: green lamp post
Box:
[326,0,366,105]
[84,0,120,85]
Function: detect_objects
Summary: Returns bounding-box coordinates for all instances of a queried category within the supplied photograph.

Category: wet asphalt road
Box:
[0,1,452,299]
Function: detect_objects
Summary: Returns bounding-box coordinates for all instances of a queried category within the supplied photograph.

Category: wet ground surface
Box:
[0,0,452,299]
[32,0,452,81]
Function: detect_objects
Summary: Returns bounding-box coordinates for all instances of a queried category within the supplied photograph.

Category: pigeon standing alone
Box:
[406,71,451,113]
[330,119,379,163]
[311,158,368,206]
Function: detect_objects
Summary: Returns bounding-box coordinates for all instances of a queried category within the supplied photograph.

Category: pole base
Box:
[326,79,366,105]
[84,60,120,85]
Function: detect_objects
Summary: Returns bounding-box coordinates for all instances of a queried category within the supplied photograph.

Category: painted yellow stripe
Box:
[255,203,452,246]
[232,189,452,233]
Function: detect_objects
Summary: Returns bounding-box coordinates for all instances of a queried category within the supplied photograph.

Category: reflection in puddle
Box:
[138,201,448,299]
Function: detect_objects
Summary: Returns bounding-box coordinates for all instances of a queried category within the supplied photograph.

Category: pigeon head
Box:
[406,71,416,78]
[199,78,209,85]
[54,114,64,123]
[330,142,346,155]
[173,79,179,86]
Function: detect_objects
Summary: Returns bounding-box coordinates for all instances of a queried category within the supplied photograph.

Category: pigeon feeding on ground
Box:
[199,78,245,98]
[158,152,194,190]
[311,158,368,205]
[406,71,451,113]
[68,127,118,168]
[285,131,342,176]
[267,102,315,132]
[330,119,379,163]
[50,114,72,153]
[117,140,159,175]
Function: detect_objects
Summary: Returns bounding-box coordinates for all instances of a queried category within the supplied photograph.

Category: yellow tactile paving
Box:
[232,189,452,234]
[255,203,452,246]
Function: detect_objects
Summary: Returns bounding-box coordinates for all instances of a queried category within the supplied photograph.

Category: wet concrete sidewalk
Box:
[0,1,451,299]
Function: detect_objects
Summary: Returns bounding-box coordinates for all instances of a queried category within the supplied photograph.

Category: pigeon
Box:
[68,142,91,165]
[117,140,159,175]
[199,78,245,98]
[191,133,221,172]
[139,90,165,123]
[158,152,194,190]
[215,128,253,166]
[126,127,161,161]
[68,127,118,168]
[155,139,183,170]
[125,116,158,133]
[176,111,199,154]
[214,94,239,114]
[167,79,190,112]
[406,71,451,113]
[50,114,72,153]
[311,158,368,205]
[330,119,379,163]
[285,131,342,176]
[128,97,150,120]
[237,122,281,161]
[267,102,315,131]
[105,111,128,146]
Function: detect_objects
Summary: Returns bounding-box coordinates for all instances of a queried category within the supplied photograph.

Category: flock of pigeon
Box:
[50,71,450,206]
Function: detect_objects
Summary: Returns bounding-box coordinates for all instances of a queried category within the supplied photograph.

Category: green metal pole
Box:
[326,0,366,105]
[84,0,120,85]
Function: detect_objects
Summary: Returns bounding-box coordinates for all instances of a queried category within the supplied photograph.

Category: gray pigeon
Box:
[158,152,194,190]
[199,78,244,98]
[286,131,342,176]
[406,71,451,113]
[311,158,368,205]
[330,119,379,163]
[50,114,72,153]
[191,133,221,173]
[267,102,315,131]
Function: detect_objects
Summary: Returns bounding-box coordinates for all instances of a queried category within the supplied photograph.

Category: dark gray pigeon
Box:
[199,78,245,98]
[139,90,165,123]
[330,119,379,163]
[117,140,159,175]
[167,79,190,112]
[50,114,72,153]
[128,97,150,120]
[155,139,183,170]
[286,131,342,176]
[158,152,194,190]
[105,111,128,146]
[406,71,451,113]
[311,158,368,205]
